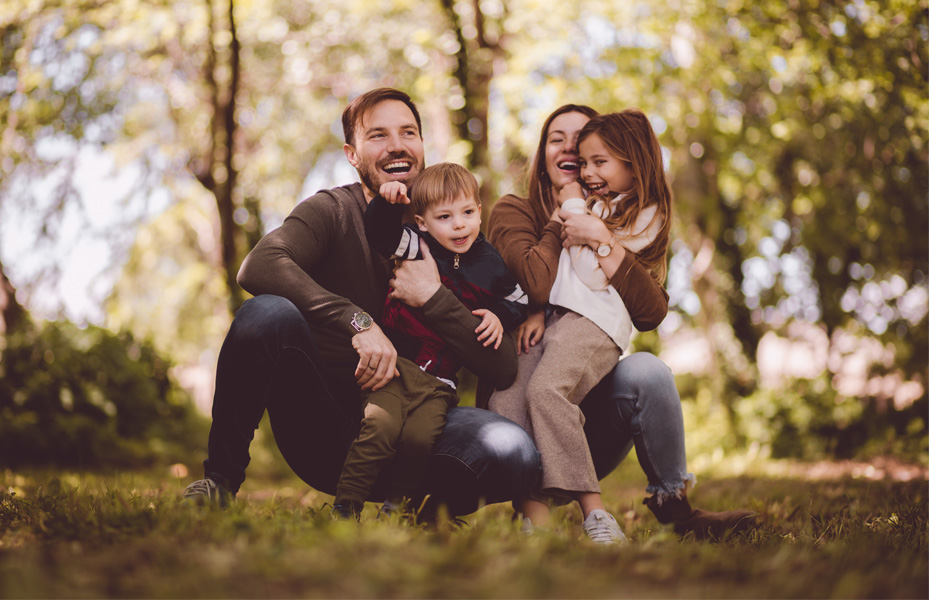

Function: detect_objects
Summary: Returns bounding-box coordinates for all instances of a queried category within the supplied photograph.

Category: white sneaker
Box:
[583,509,627,544]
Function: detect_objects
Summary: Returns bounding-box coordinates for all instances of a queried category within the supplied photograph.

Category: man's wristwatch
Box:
[351,311,373,332]
[596,237,615,257]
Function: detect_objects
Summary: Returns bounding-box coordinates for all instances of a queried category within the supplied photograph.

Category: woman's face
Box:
[543,111,591,190]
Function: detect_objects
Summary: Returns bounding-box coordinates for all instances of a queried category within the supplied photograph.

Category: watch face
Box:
[597,243,611,257]
[354,312,373,330]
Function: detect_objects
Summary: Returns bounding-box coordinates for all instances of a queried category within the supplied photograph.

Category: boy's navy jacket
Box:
[364,195,528,383]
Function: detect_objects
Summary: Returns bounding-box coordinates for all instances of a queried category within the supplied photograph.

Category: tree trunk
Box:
[439,0,505,208]
[0,256,26,335]
[190,0,245,316]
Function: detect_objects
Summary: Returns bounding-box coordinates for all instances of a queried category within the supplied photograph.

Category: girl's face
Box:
[544,111,591,190]
[578,133,634,197]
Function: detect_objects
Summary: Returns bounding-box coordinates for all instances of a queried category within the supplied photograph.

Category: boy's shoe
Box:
[183,478,234,508]
[583,509,628,545]
[333,499,364,520]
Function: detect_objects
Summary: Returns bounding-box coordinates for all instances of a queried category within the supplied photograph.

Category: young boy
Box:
[333,162,527,519]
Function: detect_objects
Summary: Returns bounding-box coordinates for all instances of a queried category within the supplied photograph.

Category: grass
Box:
[0,457,926,599]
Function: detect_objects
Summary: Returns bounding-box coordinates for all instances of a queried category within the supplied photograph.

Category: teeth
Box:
[558,161,578,169]
[384,161,411,172]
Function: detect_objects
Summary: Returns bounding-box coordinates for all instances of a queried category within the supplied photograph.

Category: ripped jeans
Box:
[582,352,696,501]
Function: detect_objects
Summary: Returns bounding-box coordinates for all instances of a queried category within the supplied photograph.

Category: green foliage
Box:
[0,467,926,598]
[680,373,929,464]
[0,321,208,469]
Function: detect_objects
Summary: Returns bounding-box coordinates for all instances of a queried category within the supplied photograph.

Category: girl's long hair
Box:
[525,104,600,229]
[577,109,672,284]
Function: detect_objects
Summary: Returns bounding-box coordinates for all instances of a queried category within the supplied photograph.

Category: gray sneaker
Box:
[183,478,233,508]
[582,509,627,545]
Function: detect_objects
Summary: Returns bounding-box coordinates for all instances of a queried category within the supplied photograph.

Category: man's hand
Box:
[515,309,546,354]
[389,241,442,307]
[472,309,504,349]
[351,323,399,391]
[379,181,411,204]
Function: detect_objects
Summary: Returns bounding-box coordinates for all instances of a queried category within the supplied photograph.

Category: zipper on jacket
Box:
[454,254,460,269]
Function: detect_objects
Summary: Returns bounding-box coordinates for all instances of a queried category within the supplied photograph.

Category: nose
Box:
[385,132,404,152]
[564,134,578,153]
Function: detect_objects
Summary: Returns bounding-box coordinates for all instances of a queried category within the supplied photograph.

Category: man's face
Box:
[414,195,482,255]
[343,100,426,201]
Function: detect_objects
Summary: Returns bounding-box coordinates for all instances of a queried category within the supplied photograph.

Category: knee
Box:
[610,353,677,397]
[400,428,440,457]
[229,295,308,345]
[362,404,402,443]
[476,417,540,471]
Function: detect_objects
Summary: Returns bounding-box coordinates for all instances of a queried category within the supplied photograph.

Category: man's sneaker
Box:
[583,509,628,545]
[183,478,233,508]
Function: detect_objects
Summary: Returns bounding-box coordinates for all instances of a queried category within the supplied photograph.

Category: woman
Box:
[484,104,756,539]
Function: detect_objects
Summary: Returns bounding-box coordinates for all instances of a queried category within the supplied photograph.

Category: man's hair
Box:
[341,88,423,147]
[410,163,480,216]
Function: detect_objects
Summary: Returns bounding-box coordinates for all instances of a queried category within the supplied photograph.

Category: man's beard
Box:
[357,152,424,196]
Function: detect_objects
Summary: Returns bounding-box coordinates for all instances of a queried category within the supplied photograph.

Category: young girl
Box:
[488,109,672,544]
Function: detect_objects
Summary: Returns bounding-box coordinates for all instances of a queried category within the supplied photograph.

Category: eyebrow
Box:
[364,122,419,136]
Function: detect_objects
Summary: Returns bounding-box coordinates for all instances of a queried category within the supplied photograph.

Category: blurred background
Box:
[0,0,926,473]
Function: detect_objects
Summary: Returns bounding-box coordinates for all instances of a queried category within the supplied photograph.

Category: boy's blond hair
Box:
[410,163,480,215]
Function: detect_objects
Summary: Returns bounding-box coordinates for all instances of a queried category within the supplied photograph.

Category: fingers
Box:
[366,354,398,392]
[418,239,434,262]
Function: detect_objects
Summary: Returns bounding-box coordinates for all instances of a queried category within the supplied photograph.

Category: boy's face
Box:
[414,195,482,254]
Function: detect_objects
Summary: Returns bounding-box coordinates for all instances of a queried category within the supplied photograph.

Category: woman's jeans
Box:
[203,295,692,516]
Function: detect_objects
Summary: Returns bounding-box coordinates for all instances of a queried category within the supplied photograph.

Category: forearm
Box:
[487,197,563,307]
[419,286,518,389]
[608,252,669,330]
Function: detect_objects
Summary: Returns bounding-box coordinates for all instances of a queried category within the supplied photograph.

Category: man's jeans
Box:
[204,295,692,516]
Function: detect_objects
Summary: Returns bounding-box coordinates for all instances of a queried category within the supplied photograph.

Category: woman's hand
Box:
[515,309,546,354]
[559,210,612,249]
[472,309,504,349]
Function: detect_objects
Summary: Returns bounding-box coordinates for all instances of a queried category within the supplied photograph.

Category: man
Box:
[183,88,540,517]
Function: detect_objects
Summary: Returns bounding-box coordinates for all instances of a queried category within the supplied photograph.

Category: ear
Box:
[343,143,359,168]
[414,214,428,232]
[476,204,483,217]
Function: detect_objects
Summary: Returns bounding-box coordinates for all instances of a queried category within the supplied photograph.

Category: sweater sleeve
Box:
[609,252,669,331]
[237,194,361,334]
[487,194,564,308]
[363,194,424,260]
[419,285,519,390]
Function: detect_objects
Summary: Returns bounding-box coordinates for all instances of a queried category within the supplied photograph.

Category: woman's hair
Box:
[410,162,480,216]
[577,109,672,284]
[526,104,600,228]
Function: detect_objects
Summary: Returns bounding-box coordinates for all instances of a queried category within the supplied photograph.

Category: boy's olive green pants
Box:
[336,357,458,506]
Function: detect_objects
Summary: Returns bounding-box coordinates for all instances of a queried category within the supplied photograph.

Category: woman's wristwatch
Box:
[596,237,615,257]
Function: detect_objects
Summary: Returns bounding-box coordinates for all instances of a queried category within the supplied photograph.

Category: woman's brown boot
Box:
[644,494,758,540]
